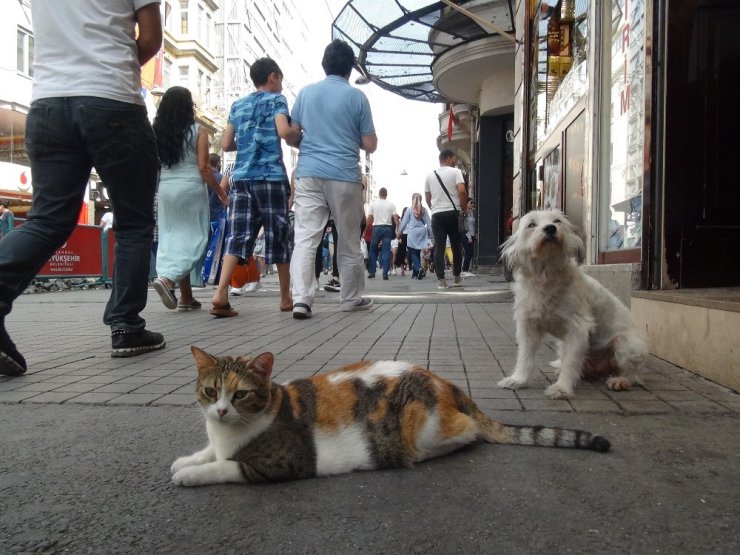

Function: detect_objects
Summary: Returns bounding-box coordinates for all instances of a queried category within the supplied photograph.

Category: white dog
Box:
[498,210,645,399]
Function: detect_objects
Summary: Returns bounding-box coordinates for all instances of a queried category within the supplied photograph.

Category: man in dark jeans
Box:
[424,150,468,289]
[0,0,165,377]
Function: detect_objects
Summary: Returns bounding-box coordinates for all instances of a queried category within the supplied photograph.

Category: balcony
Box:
[437,104,473,164]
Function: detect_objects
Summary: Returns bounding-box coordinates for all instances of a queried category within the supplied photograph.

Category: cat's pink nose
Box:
[217,409,228,418]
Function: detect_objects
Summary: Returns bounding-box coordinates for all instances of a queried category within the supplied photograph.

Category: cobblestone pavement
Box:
[2,272,737,413]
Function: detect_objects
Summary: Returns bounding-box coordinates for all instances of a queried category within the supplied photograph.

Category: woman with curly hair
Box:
[152,86,227,310]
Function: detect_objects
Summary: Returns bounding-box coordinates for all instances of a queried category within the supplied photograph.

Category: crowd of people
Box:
[0,0,475,378]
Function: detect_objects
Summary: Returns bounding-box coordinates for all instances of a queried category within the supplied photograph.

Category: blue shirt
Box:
[229,91,289,182]
[291,75,375,183]
[399,206,432,250]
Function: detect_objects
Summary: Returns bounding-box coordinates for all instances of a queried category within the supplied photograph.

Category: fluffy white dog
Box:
[498,210,645,399]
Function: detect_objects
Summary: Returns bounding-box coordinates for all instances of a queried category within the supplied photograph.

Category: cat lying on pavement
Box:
[171,347,611,486]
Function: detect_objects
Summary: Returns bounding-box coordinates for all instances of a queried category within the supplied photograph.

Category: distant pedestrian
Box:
[461,199,476,275]
[152,86,227,312]
[0,203,15,239]
[99,210,113,230]
[289,39,378,319]
[1,0,165,376]
[398,193,431,279]
[425,150,468,289]
[367,187,399,280]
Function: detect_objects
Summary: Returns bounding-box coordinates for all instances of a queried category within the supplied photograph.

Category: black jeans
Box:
[0,97,158,330]
[461,234,474,272]
[431,210,462,280]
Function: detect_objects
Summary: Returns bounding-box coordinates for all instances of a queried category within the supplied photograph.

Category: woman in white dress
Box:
[152,86,227,310]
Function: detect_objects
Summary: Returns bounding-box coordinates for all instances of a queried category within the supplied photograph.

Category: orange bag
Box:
[231,257,261,288]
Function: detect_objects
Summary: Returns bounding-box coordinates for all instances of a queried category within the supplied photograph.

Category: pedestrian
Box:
[151,86,227,312]
[99,210,114,230]
[211,57,300,317]
[461,199,476,276]
[396,206,409,276]
[0,0,165,376]
[318,219,341,292]
[289,39,378,319]
[366,187,400,280]
[0,202,15,239]
[398,192,431,279]
[425,149,468,289]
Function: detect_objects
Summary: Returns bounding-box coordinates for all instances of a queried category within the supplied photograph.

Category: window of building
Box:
[180,0,189,34]
[206,12,212,49]
[163,58,172,88]
[164,1,172,31]
[198,3,205,41]
[179,65,189,84]
[599,0,646,253]
[16,27,34,76]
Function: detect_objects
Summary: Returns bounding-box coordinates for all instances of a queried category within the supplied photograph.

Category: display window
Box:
[600,0,646,254]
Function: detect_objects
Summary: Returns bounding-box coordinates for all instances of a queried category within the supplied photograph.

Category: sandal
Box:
[177,300,202,311]
[210,303,238,318]
[152,278,177,310]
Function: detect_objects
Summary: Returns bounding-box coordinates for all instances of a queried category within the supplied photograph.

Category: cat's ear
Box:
[249,352,274,381]
[191,346,218,375]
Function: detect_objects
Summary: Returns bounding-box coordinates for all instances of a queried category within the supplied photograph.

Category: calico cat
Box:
[171,347,610,486]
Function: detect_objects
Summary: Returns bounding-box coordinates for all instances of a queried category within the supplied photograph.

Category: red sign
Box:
[37,225,103,277]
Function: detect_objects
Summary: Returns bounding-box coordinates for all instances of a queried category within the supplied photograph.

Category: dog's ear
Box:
[566,231,586,264]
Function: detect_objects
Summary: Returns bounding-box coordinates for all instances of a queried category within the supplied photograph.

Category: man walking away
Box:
[366,187,399,280]
[289,39,378,319]
[0,0,164,376]
[425,150,468,289]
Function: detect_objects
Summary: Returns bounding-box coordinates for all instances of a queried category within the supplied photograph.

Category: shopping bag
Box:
[231,256,260,288]
[202,217,226,285]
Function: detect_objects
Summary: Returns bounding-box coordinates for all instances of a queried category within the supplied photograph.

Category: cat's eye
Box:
[204,387,217,398]
[232,390,250,400]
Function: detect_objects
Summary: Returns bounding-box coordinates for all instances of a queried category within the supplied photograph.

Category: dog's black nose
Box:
[543,224,557,236]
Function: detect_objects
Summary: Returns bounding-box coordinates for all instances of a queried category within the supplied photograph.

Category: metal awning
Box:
[331,0,515,103]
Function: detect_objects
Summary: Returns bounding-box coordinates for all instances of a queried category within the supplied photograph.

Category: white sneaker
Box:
[342,298,374,312]
[242,281,261,294]
[437,279,448,290]
[229,286,242,296]
[461,271,475,278]
[391,268,397,275]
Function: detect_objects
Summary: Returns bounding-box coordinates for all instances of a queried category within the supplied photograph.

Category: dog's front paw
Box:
[171,456,195,474]
[549,358,562,369]
[545,383,574,400]
[498,376,528,390]
[606,376,633,391]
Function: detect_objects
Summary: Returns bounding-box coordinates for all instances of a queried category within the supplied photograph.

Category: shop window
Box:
[16,27,34,77]
[530,1,589,149]
[600,0,646,252]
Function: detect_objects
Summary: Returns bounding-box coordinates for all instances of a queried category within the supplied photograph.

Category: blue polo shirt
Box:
[291,75,375,183]
[229,91,289,182]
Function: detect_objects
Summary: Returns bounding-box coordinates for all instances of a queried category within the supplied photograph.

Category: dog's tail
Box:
[473,409,611,453]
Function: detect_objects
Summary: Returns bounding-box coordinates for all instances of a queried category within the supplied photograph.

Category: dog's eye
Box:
[527,221,536,228]
[553,218,561,224]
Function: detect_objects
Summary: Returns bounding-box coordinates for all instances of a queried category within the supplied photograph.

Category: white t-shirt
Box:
[100,212,114,229]
[425,166,465,215]
[369,198,397,226]
[31,0,160,105]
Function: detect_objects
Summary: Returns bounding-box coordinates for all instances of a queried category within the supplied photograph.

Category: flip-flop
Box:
[177,300,202,311]
[152,278,177,310]
[210,303,238,318]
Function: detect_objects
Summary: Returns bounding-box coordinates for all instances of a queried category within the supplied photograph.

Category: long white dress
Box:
[156,123,209,282]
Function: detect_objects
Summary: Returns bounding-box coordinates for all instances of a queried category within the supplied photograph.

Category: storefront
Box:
[520,0,647,277]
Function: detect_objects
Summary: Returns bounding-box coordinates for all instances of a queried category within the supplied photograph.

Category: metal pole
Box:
[438,0,519,44]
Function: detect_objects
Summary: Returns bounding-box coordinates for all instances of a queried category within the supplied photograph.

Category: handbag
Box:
[433,171,466,234]
[202,217,227,285]
[231,256,260,288]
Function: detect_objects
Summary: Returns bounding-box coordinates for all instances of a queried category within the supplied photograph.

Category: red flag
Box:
[447,105,454,141]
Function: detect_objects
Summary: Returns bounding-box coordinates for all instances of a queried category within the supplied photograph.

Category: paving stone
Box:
[67,393,122,404]
[470,387,518,399]
[151,394,198,406]
[664,400,731,413]
[106,393,164,405]
[571,400,623,413]
[50,383,104,394]
[0,390,44,403]
[92,383,138,394]
[521,399,574,412]
[618,400,674,414]
[471,398,522,411]
[23,391,82,404]
[656,390,706,402]
[132,384,181,395]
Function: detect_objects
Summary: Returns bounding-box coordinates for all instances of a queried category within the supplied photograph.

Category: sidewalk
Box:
[1,272,738,554]
[1,272,737,414]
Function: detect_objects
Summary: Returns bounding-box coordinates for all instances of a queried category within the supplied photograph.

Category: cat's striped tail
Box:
[473,410,611,453]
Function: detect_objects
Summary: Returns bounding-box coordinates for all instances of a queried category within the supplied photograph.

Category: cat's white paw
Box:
[172,466,203,487]
[171,456,196,474]
[498,376,528,390]
[545,383,574,400]
[549,358,562,369]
